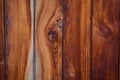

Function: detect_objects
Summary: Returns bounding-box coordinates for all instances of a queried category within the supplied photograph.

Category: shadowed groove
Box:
[4,0,7,79]
[32,0,36,79]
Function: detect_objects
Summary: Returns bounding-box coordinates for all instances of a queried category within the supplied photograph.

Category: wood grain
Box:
[5,0,32,80]
[35,0,63,80]
[0,0,4,80]
[0,0,119,80]
[92,0,120,80]
[63,0,91,80]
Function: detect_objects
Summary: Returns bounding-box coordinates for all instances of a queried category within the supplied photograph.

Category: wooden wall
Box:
[0,0,120,80]
[0,0,4,80]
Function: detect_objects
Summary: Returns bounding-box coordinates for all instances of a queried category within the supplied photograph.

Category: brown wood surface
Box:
[5,0,32,80]
[0,0,4,80]
[0,0,119,80]
[92,0,120,80]
[35,0,62,80]
[63,0,91,80]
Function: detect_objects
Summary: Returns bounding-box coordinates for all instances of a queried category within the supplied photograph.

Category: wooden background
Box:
[0,0,120,80]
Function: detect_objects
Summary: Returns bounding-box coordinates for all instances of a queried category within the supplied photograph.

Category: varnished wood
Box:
[0,0,4,80]
[0,0,119,80]
[5,0,32,80]
[35,0,63,80]
[92,0,120,80]
[63,0,91,79]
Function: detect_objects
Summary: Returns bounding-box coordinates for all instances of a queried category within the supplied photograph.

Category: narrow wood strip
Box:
[35,0,63,80]
[5,0,32,80]
[0,0,4,79]
[63,0,91,79]
[92,0,120,80]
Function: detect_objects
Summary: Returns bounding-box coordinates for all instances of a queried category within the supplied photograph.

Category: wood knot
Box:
[98,23,112,37]
[48,29,57,42]
[55,19,63,28]
[66,72,77,80]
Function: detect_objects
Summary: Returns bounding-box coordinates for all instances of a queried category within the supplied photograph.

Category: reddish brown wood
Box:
[0,0,4,80]
[92,0,120,80]
[0,0,119,80]
[63,0,91,80]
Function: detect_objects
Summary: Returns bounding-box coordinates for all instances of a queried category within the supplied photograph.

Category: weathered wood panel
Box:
[63,0,91,79]
[5,0,32,80]
[92,0,120,80]
[35,0,63,80]
[0,0,4,80]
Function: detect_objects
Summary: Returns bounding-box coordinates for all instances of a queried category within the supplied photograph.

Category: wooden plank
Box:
[63,0,91,79]
[5,0,32,80]
[35,0,63,80]
[92,0,120,80]
[0,0,4,80]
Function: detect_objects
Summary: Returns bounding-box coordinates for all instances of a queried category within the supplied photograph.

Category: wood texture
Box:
[63,0,91,80]
[0,0,4,80]
[5,0,32,80]
[0,0,119,80]
[92,0,120,80]
[35,0,62,80]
